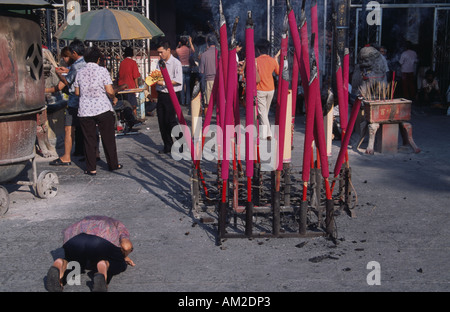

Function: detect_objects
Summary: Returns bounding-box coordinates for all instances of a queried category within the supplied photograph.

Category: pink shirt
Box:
[63,216,130,247]
[176,45,191,66]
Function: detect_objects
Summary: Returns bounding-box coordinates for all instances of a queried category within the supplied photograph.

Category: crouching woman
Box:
[45,215,135,292]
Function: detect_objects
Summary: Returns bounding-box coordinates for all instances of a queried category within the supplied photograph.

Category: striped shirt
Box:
[62,216,130,247]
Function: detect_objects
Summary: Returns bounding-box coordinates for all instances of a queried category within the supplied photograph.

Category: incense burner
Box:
[357,98,420,154]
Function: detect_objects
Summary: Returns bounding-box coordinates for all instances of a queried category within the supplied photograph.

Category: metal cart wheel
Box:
[0,186,9,216]
[36,170,59,199]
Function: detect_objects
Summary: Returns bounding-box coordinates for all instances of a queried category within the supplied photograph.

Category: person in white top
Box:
[74,46,122,175]
[155,40,183,154]
[399,41,418,100]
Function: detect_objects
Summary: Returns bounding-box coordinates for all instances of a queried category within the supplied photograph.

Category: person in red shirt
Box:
[118,47,141,113]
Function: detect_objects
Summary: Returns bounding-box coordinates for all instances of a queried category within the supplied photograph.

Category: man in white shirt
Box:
[155,40,183,154]
[399,41,418,100]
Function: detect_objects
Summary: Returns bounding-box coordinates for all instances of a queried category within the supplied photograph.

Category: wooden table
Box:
[117,88,145,94]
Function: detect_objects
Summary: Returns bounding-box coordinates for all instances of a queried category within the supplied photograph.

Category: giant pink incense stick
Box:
[202,52,219,142]
[343,48,350,130]
[221,40,238,182]
[336,53,347,133]
[277,56,289,171]
[331,96,362,192]
[299,0,310,97]
[286,0,301,68]
[276,19,289,124]
[219,0,228,86]
[245,11,256,179]
[311,0,320,71]
[299,34,318,234]
[243,11,257,235]
[159,60,194,161]
[284,1,299,145]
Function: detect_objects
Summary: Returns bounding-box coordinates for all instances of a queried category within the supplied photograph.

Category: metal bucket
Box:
[0,11,45,183]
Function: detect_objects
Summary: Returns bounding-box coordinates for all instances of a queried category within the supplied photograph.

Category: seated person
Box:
[138,77,157,117]
[112,84,141,132]
[420,70,443,107]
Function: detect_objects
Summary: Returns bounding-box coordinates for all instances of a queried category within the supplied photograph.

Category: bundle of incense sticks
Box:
[358,80,398,101]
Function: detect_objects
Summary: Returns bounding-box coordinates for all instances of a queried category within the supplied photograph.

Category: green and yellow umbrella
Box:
[55,8,164,41]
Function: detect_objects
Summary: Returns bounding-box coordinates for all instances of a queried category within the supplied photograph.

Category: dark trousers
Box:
[181,66,191,105]
[79,111,118,172]
[125,93,138,109]
[63,233,127,277]
[402,72,416,101]
[157,91,180,152]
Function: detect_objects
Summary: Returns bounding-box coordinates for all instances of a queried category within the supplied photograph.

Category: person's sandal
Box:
[45,266,63,292]
[109,164,123,171]
[49,158,71,166]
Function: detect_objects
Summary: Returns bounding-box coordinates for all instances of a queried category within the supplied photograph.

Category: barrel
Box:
[0,11,45,183]
[0,110,41,183]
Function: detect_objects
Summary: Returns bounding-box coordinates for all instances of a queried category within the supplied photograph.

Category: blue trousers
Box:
[181,66,191,105]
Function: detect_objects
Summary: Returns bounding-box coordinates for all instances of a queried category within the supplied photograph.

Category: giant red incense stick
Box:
[286,0,299,120]
[245,11,256,179]
[202,52,219,142]
[245,11,256,235]
[299,33,317,235]
[311,0,320,71]
[219,39,238,238]
[277,56,289,172]
[159,60,211,199]
[335,53,347,133]
[342,48,350,130]
[218,1,231,236]
[219,0,228,86]
[299,0,310,97]
[331,96,362,193]
[218,57,226,132]
[309,33,335,237]
[301,61,317,188]
[159,60,193,160]
[286,0,301,68]
[221,26,238,184]
[291,47,299,146]
[276,18,289,125]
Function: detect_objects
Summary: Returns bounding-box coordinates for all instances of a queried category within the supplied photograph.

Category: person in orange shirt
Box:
[256,40,280,140]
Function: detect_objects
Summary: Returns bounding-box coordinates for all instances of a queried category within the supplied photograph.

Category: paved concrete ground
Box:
[0,105,449,295]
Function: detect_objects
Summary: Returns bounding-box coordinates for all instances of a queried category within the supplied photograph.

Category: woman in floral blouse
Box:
[74,46,122,175]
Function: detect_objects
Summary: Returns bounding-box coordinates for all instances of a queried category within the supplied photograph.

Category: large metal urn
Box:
[0,2,59,215]
[0,11,45,182]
